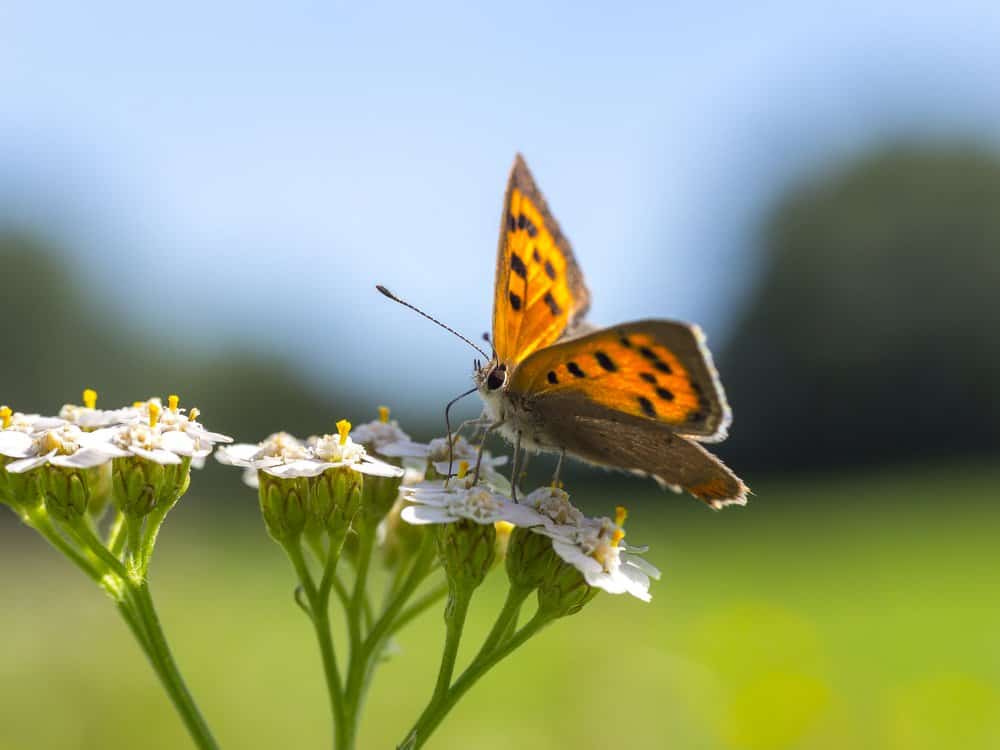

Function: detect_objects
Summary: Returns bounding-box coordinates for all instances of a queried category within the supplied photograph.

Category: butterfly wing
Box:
[508,320,732,442]
[492,154,591,365]
[528,403,747,508]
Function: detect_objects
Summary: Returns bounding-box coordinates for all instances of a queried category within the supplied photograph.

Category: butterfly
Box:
[471,154,748,508]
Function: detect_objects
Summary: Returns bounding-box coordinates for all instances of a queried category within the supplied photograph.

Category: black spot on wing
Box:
[509,291,522,311]
[507,214,516,232]
[511,252,527,279]
[532,248,541,262]
[637,396,656,418]
[654,360,672,375]
[594,351,617,372]
[640,372,657,384]
[517,213,526,230]
[546,371,558,384]
[656,387,675,401]
[619,334,632,348]
[544,260,557,280]
[567,361,585,378]
[543,291,562,316]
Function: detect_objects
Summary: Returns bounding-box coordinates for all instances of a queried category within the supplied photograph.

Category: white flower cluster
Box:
[0,393,232,474]
[215,419,404,486]
[401,481,660,602]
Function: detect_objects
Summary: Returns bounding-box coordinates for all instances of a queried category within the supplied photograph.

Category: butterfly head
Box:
[475,359,508,394]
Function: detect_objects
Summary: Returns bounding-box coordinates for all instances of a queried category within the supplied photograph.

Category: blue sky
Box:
[3,1,1000,421]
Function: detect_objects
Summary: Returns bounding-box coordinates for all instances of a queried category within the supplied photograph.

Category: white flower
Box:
[379,435,508,486]
[400,482,543,527]
[88,399,230,466]
[546,508,660,602]
[58,389,141,430]
[0,407,65,435]
[216,421,403,487]
[348,406,412,455]
[522,485,587,531]
[0,423,130,473]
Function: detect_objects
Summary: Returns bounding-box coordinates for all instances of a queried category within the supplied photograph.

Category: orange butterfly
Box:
[383,155,747,508]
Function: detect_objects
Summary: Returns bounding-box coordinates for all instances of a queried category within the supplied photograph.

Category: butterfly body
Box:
[471,154,747,508]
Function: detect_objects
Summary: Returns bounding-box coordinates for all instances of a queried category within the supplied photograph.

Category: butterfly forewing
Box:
[509,320,732,442]
[492,155,590,365]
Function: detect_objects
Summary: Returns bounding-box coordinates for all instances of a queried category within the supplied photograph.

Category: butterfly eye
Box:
[486,368,506,391]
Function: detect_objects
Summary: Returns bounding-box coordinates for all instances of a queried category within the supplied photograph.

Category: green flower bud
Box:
[0,460,40,513]
[309,466,363,538]
[39,466,102,520]
[437,519,496,592]
[111,457,189,518]
[537,558,599,619]
[258,473,309,542]
[505,527,560,591]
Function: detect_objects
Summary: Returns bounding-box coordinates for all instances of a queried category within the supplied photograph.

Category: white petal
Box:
[552,540,603,575]
[623,553,661,581]
[50,449,114,469]
[241,467,260,488]
[160,431,197,455]
[263,460,328,478]
[0,431,35,458]
[401,505,455,525]
[214,443,261,466]
[501,504,549,528]
[132,447,182,465]
[6,452,55,473]
[585,569,629,595]
[356,459,405,478]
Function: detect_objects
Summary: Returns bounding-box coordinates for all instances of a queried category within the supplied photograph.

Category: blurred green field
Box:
[2,463,999,749]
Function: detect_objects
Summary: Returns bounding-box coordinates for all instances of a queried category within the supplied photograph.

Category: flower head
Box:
[348,406,412,456]
[547,505,660,602]
[379,435,508,487]
[0,422,129,474]
[400,474,541,528]
[59,389,139,430]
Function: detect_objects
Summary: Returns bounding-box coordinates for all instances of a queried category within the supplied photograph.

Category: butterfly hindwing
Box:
[526,407,747,508]
[492,155,590,365]
[508,320,731,442]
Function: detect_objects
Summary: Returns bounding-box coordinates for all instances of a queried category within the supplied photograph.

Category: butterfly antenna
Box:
[376,285,490,359]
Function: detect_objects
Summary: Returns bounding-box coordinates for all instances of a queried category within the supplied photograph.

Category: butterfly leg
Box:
[472,420,504,484]
[551,448,566,487]
[510,431,522,503]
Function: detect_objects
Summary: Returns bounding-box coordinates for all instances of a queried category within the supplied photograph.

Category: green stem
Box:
[107,510,127,556]
[402,612,554,749]
[130,581,219,750]
[24,507,105,585]
[341,522,377,748]
[285,538,347,750]
[473,584,532,660]
[429,586,472,707]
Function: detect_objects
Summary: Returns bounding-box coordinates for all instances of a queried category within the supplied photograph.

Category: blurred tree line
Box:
[720,143,1000,473]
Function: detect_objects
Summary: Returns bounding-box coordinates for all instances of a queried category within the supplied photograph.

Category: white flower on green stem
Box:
[379,435,508,487]
[400,468,542,527]
[93,399,228,466]
[522,485,587,531]
[217,421,403,486]
[546,506,660,602]
[0,422,130,473]
[1,405,65,435]
[348,405,412,455]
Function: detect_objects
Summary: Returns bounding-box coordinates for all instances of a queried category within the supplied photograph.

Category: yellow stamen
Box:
[611,528,626,547]
[149,401,161,428]
[188,407,200,422]
[495,520,514,535]
[457,460,469,479]
[168,394,180,413]
[336,419,352,446]
[132,401,144,409]
[615,505,628,527]
[0,406,12,429]
[378,405,390,423]
[82,388,98,409]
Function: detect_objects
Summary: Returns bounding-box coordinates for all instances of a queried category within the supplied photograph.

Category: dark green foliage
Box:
[720,144,1000,471]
